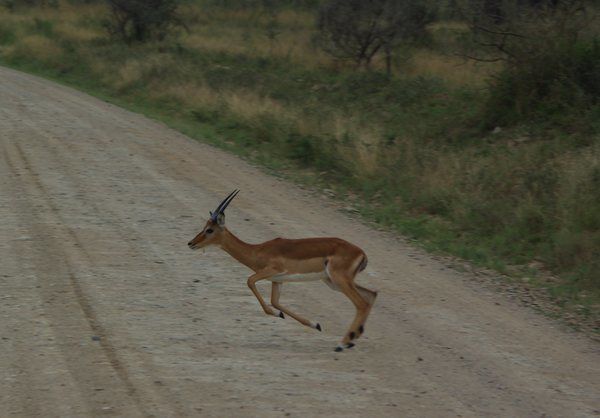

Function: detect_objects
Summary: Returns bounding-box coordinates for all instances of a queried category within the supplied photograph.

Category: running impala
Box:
[188,190,377,352]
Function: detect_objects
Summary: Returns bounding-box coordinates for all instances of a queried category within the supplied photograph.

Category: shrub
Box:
[484,38,600,129]
[461,0,600,129]
[317,0,434,73]
[104,0,184,43]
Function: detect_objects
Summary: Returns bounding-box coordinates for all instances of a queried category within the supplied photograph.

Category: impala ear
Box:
[216,212,225,226]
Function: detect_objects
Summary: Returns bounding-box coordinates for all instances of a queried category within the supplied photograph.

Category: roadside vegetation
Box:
[0,0,598,326]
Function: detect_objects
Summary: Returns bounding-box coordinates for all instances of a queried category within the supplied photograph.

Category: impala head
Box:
[188,189,239,250]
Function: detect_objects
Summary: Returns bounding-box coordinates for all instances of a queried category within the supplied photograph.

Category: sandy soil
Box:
[0,66,599,418]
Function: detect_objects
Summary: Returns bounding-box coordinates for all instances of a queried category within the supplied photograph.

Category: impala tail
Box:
[355,254,368,275]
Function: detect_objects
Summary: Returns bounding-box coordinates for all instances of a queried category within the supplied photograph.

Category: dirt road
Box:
[0,66,598,418]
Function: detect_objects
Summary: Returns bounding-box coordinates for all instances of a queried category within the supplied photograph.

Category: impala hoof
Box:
[316,323,322,332]
[278,311,285,319]
[346,342,355,349]
[334,345,344,352]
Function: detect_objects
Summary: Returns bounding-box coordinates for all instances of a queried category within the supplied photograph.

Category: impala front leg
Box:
[271,282,321,331]
[247,269,279,316]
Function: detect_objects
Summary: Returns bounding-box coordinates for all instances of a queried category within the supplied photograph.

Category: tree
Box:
[105,0,184,43]
[317,0,433,74]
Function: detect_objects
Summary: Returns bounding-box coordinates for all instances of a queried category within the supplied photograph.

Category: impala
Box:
[188,190,377,352]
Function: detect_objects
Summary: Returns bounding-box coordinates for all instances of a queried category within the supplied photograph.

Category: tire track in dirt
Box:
[3,138,156,417]
[6,121,197,416]
[12,122,194,417]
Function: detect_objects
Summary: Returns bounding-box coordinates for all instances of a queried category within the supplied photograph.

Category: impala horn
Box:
[210,189,239,222]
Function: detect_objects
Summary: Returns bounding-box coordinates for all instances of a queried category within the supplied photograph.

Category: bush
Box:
[104,0,184,43]
[461,0,600,130]
[484,38,600,129]
[317,0,434,73]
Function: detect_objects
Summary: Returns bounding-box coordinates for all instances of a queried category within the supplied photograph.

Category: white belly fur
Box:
[270,271,328,283]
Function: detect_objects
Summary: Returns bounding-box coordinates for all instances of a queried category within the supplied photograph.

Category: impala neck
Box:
[219,228,261,272]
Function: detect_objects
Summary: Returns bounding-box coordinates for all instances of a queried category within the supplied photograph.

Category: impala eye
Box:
[206,228,214,234]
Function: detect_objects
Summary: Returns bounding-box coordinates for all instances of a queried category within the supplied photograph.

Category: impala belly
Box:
[270,270,328,283]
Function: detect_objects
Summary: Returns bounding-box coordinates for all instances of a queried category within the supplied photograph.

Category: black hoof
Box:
[334,346,344,352]
[346,342,355,349]
[278,311,285,319]
[316,323,322,332]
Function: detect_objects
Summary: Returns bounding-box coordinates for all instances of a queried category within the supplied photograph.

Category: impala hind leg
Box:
[356,284,378,306]
[329,273,374,352]
[354,284,377,339]
[271,282,321,331]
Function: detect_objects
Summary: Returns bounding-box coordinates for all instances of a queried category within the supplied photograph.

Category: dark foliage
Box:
[317,0,434,73]
[104,0,184,43]
[460,0,600,128]
[0,0,58,9]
